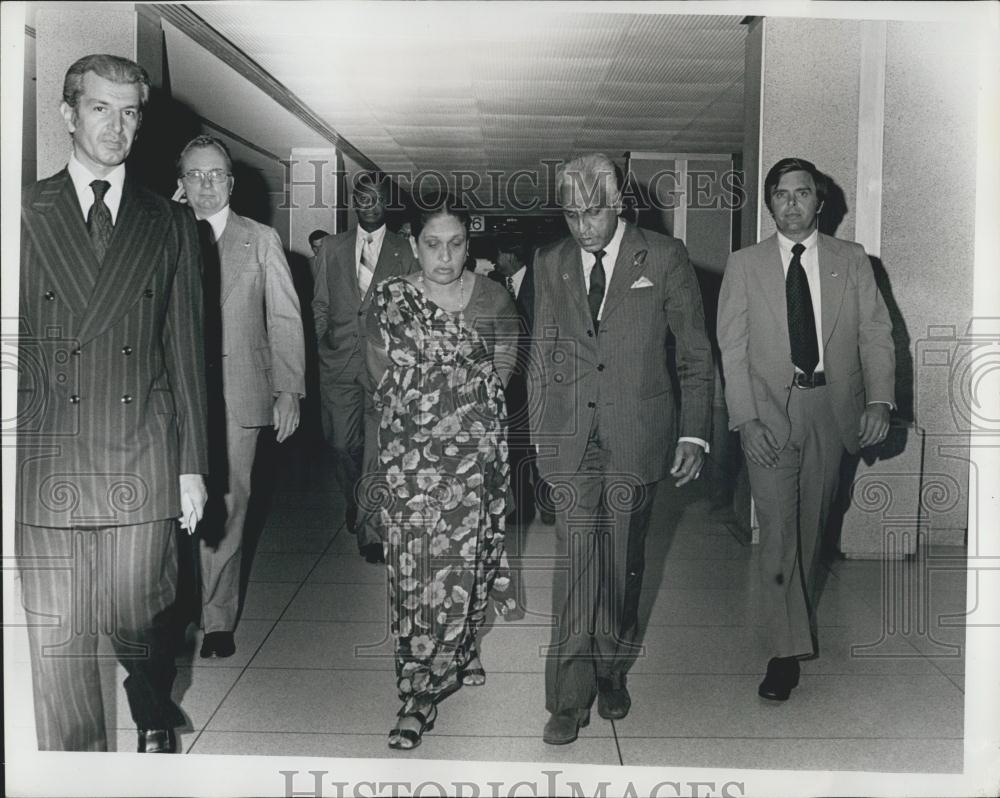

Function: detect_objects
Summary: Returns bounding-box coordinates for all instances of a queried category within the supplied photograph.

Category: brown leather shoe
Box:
[137,728,177,753]
[597,676,631,720]
[542,709,590,745]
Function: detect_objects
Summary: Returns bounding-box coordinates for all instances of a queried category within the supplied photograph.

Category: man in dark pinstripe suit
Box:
[530,153,714,745]
[16,54,208,753]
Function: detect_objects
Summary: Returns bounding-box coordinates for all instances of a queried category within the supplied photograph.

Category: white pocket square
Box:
[631,276,654,289]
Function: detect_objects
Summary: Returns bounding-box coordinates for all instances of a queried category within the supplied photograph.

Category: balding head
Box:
[556,153,623,252]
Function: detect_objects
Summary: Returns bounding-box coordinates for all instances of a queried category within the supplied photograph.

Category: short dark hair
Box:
[308,229,329,245]
[763,157,828,213]
[63,54,150,109]
[176,134,233,176]
[410,193,470,241]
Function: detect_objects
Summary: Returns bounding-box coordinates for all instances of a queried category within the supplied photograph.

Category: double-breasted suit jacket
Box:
[17,170,208,528]
[312,227,416,389]
[217,211,305,422]
[717,232,895,455]
[528,223,715,484]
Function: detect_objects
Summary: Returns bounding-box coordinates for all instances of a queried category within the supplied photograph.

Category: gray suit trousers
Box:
[544,422,658,714]
[745,384,843,658]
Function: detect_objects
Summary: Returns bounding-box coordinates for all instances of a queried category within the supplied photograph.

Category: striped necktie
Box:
[359,234,375,295]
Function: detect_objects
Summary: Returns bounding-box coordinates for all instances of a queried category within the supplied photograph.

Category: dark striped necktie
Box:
[88,179,113,262]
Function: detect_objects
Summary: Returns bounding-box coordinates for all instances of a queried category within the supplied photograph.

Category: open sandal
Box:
[387,704,437,750]
[459,654,486,686]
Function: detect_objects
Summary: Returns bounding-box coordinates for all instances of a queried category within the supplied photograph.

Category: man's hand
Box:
[858,403,891,448]
[740,419,779,468]
[273,392,301,443]
[178,473,207,534]
[670,441,705,487]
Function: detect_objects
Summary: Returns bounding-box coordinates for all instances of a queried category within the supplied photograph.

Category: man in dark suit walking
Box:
[530,153,714,744]
[717,157,894,701]
[16,54,208,752]
[312,173,416,563]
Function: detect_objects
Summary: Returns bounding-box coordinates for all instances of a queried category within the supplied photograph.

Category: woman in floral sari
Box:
[366,197,520,749]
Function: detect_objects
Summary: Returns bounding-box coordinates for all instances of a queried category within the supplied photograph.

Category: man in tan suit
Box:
[176,135,304,658]
[530,153,715,744]
[717,157,894,701]
[312,173,417,563]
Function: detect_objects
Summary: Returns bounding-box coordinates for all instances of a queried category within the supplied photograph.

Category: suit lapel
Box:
[220,212,254,306]
[339,231,362,304]
[558,239,591,322]
[24,170,100,320]
[600,223,647,323]
[757,235,790,340]
[78,177,167,344]
[817,234,847,349]
[365,231,406,304]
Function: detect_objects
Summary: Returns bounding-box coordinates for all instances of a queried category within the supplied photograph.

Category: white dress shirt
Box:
[202,205,230,243]
[67,154,125,224]
[578,217,709,454]
[581,218,626,321]
[509,265,526,298]
[777,228,824,374]
[355,224,387,270]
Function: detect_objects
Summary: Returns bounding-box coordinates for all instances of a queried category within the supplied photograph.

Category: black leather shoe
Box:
[542,709,590,745]
[200,631,236,659]
[137,728,177,753]
[597,676,631,720]
[345,506,358,534]
[758,656,800,701]
[360,542,385,564]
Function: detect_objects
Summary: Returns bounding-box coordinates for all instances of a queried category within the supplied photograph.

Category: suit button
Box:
[587,401,596,408]
[121,394,133,404]
[45,291,56,301]
[587,330,594,337]
[358,311,364,317]
[122,345,133,355]
[143,288,153,298]
[69,394,80,404]
[597,364,605,371]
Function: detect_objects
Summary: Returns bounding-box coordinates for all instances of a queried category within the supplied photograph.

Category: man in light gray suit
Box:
[718,157,894,701]
[176,135,304,658]
[312,173,417,563]
[530,153,715,744]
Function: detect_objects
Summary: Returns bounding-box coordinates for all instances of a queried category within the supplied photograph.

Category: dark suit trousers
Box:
[319,350,380,547]
[544,422,658,714]
[745,385,843,658]
[16,520,182,751]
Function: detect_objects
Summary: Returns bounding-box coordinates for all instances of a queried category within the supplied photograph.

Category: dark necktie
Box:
[505,275,516,298]
[587,249,606,331]
[88,179,113,262]
[785,242,819,375]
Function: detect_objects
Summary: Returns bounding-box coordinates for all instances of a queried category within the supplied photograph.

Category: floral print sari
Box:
[372,277,514,712]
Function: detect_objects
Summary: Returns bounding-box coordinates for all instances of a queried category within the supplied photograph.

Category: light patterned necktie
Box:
[359,234,375,295]
[505,275,516,298]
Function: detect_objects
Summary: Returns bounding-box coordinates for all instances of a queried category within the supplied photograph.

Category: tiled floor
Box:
[99,441,966,772]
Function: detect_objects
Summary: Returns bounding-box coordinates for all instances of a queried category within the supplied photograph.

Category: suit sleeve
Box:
[854,246,895,406]
[312,241,332,342]
[716,252,757,430]
[163,205,209,474]
[263,228,306,397]
[664,241,714,441]
[526,251,549,440]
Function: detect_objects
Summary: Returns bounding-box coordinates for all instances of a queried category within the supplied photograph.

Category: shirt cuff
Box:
[678,436,710,454]
[867,400,895,410]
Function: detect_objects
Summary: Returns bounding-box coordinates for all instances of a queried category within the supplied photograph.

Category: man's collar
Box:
[777,228,819,251]
[67,153,125,193]
[201,205,231,242]
[357,224,386,242]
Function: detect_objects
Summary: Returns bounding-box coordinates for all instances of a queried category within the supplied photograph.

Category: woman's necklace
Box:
[418,272,466,312]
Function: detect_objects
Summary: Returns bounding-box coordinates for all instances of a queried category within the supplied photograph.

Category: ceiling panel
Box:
[190,4,747,209]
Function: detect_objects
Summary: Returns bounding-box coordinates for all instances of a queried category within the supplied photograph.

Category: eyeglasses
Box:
[181,169,231,184]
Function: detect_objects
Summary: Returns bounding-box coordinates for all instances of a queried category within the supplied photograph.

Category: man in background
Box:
[312,173,417,563]
[176,134,304,659]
